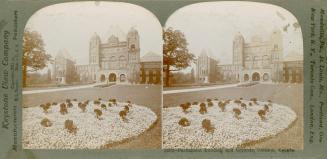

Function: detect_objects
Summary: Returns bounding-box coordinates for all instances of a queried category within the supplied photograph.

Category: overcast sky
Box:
[165,1,303,66]
[25,1,162,65]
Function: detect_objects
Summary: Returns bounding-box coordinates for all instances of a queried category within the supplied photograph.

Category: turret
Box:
[127,27,140,63]
[89,33,101,65]
[233,32,244,66]
[270,29,283,62]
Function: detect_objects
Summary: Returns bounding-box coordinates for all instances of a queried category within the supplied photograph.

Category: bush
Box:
[126,100,132,107]
[249,102,253,106]
[263,104,269,112]
[180,103,190,113]
[66,99,71,103]
[67,102,73,108]
[40,118,52,127]
[101,104,107,110]
[60,103,68,115]
[93,100,101,105]
[40,104,50,113]
[225,99,231,104]
[119,110,127,121]
[202,119,214,133]
[84,100,89,105]
[258,109,266,120]
[207,101,214,107]
[94,109,102,119]
[267,99,272,103]
[109,98,117,103]
[234,99,242,105]
[206,98,212,102]
[250,98,258,105]
[98,98,102,101]
[214,98,219,101]
[186,102,191,107]
[199,103,207,114]
[108,103,112,107]
[240,97,243,100]
[233,108,241,119]
[73,98,77,101]
[124,105,129,113]
[78,103,87,112]
[241,103,247,110]
[52,102,57,105]
[192,101,198,105]
[218,101,226,112]
[64,119,77,134]
[178,117,190,127]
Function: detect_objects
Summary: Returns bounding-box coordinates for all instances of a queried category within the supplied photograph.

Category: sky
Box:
[165,1,303,67]
[25,1,163,66]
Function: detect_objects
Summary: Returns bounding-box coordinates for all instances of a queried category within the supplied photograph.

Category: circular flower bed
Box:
[23,99,157,149]
[163,99,297,149]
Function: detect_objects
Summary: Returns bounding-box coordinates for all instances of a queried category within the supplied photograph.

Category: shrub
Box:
[124,105,129,113]
[93,100,101,105]
[249,102,253,106]
[60,103,68,115]
[78,102,82,107]
[234,99,242,105]
[192,101,198,105]
[218,101,226,112]
[250,98,258,105]
[40,118,52,127]
[64,119,77,134]
[78,103,87,112]
[178,117,190,127]
[214,98,219,101]
[73,98,77,101]
[202,119,214,133]
[233,108,241,119]
[207,101,214,107]
[126,100,132,107]
[263,104,269,112]
[240,97,243,100]
[67,102,73,108]
[199,103,207,114]
[225,99,231,104]
[241,103,247,110]
[66,99,71,103]
[180,103,190,113]
[119,110,127,121]
[109,98,117,103]
[258,109,266,120]
[206,98,212,102]
[94,109,102,119]
[40,104,50,113]
[267,99,272,103]
[186,102,191,107]
[52,102,57,105]
[108,103,112,107]
[84,100,89,105]
[101,104,107,110]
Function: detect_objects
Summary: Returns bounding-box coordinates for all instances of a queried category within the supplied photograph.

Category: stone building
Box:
[140,52,161,84]
[218,29,286,82]
[196,50,218,83]
[76,27,141,83]
[52,49,78,84]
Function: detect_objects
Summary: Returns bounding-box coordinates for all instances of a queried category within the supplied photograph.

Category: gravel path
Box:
[23,101,157,149]
[163,100,297,149]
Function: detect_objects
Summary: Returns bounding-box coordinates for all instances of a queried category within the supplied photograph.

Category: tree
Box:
[163,27,195,86]
[23,29,51,87]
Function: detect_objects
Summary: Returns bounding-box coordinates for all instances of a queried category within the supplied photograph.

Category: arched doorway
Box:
[263,73,269,81]
[252,72,260,81]
[120,74,126,82]
[100,74,106,82]
[109,73,116,82]
[244,74,249,81]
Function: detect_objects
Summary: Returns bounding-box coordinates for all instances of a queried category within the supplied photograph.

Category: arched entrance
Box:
[120,74,126,82]
[109,73,116,82]
[244,74,249,81]
[252,72,260,81]
[100,74,106,82]
[263,73,269,81]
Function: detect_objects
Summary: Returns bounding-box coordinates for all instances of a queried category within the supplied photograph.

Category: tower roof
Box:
[141,52,161,62]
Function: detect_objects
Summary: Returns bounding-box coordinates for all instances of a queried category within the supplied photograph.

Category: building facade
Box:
[52,49,78,84]
[218,29,294,83]
[196,50,218,83]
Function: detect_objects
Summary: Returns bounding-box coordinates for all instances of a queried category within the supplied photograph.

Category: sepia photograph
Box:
[22,1,162,149]
[163,1,303,149]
